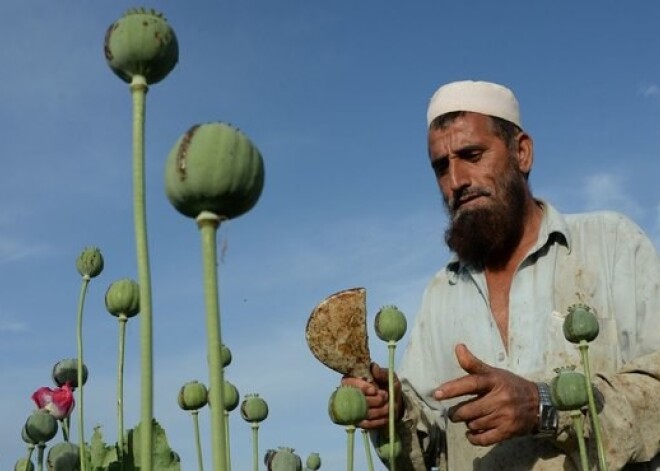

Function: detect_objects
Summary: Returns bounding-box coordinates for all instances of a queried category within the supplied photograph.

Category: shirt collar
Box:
[446,199,572,280]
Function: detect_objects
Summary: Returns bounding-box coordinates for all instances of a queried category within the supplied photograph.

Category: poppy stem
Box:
[346,425,356,471]
[60,418,70,442]
[197,211,228,471]
[387,341,397,471]
[130,74,155,471]
[579,342,608,471]
[361,429,375,471]
[36,443,45,471]
[117,315,128,467]
[251,423,260,471]
[76,276,90,471]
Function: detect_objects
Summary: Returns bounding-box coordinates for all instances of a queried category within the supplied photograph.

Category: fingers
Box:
[454,343,490,375]
[438,358,540,445]
[341,375,378,396]
[448,398,516,446]
[434,372,490,400]
[370,362,399,387]
[345,383,390,430]
[434,345,493,400]
[341,363,401,430]
[465,427,503,447]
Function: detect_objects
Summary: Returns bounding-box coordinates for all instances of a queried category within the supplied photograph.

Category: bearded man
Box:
[343,80,660,470]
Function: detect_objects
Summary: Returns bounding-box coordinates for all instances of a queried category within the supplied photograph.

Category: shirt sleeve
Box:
[585,214,660,468]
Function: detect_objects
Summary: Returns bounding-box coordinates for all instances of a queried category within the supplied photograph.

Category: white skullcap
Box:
[426,80,521,128]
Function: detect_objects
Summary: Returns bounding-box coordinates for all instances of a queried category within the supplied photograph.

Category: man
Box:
[344,80,660,470]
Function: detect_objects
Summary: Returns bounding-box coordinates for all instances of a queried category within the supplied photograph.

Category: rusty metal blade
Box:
[305,287,372,380]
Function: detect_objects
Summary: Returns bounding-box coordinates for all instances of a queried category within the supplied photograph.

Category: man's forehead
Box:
[428,113,496,144]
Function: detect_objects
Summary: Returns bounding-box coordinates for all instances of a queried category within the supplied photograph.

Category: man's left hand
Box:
[434,343,539,446]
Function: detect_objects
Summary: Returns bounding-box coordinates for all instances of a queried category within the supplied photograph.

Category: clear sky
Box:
[1,1,659,469]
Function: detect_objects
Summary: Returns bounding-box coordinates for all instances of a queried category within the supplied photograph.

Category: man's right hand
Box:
[341,362,404,429]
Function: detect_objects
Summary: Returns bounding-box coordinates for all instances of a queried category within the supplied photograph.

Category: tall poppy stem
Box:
[76,276,90,471]
[117,315,128,467]
[130,74,155,471]
[197,211,227,471]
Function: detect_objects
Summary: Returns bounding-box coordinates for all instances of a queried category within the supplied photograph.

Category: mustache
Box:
[446,187,492,212]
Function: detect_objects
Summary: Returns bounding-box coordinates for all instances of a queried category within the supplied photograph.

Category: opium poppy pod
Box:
[76,247,104,278]
[104,8,178,85]
[563,304,599,343]
[240,394,269,423]
[207,380,240,411]
[177,381,208,411]
[47,442,80,471]
[305,453,321,471]
[165,122,265,220]
[268,447,302,471]
[328,386,368,426]
[52,358,88,388]
[375,305,407,342]
[14,458,35,471]
[105,278,140,318]
[24,409,58,444]
[550,366,590,411]
[222,381,240,411]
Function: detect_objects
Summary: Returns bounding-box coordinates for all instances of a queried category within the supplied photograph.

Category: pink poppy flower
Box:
[31,383,75,420]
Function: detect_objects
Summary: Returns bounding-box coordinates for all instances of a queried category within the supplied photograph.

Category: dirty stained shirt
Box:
[395,202,660,470]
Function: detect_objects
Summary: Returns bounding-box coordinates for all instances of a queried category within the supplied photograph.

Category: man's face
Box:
[427,113,530,267]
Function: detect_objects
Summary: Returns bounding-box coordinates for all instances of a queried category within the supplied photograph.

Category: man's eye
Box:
[431,159,448,176]
[463,150,483,161]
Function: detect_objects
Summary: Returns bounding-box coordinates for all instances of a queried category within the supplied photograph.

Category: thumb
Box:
[370,362,390,386]
[455,343,490,375]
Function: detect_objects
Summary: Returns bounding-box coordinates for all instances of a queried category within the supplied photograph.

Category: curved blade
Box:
[305,287,372,380]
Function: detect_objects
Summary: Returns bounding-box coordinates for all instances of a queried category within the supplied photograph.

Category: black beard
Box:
[444,164,528,269]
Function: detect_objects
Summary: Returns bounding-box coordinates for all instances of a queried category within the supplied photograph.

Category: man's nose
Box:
[447,159,470,192]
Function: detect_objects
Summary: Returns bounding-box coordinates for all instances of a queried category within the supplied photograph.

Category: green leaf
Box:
[127,419,180,471]
[87,425,120,471]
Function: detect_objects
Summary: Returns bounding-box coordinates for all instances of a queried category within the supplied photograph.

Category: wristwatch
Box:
[535,382,558,437]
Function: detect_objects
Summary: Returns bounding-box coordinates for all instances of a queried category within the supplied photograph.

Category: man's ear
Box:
[515,132,534,175]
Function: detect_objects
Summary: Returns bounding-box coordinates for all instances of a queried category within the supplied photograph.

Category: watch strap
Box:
[535,382,558,437]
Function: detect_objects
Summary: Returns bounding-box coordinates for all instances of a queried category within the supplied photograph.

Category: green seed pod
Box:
[52,358,88,388]
[223,381,240,411]
[375,435,402,460]
[328,386,368,426]
[208,344,232,367]
[104,8,178,85]
[15,458,35,471]
[240,393,269,423]
[550,366,590,411]
[47,442,80,471]
[375,305,407,342]
[267,447,302,471]
[177,381,208,411]
[264,449,276,467]
[305,452,321,470]
[165,122,265,220]
[221,344,232,367]
[24,410,58,444]
[105,278,140,318]
[207,380,240,411]
[563,304,599,343]
[76,247,104,279]
[21,423,37,445]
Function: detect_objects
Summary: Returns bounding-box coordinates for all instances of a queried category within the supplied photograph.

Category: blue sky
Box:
[1,1,660,469]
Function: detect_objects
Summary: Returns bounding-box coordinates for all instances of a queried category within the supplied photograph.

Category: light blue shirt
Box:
[398,201,660,470]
